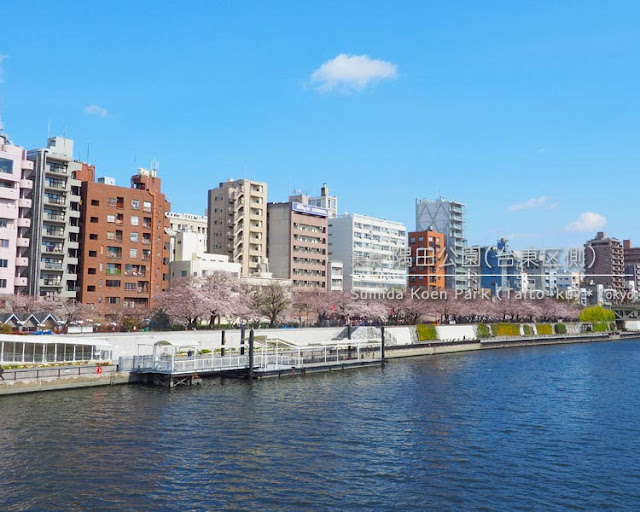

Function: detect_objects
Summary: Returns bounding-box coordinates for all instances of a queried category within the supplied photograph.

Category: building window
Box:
[125,282,136,291]
[0,158,13,174]
[91,199,99,206]
[130,232,139,243]
[131,216,139,226]
[0,219,7,228]
[130,248,138,258]
[89,251,97,257]
[90,217,99,223]
[107,215,116,223]
[181,270,187,277]
[106,280,121,287]
[131,200,140,210]
[107,297,120,304]
[87,285,96,292]
[0,279,6,288]
[0,259,8,267]
[0,239,8,248]
[143,201,152,212]
[90,234,98,240]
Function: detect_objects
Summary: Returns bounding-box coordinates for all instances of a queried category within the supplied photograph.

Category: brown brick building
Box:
[78,169,170,312]
[408,230,446,291]
[585,231,624,293]
[267,200,328,289]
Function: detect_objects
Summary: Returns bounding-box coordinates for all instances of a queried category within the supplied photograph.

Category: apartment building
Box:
[166,211,207,262]
[408,230,446,292]
[585,231,624,293]
[306,184,338,218]
[416,197,467,289]
[329,213,407,293]
[623,239,640,289]
[329,260,344,291]
[170,231,241,280]
[77,168,171,311]
[27,137,83,299]
[267,200,328,289]
[207,179,267,277]
[0,131,33,294]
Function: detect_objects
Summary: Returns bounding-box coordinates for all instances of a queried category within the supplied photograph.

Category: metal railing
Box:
[0,364,117,381]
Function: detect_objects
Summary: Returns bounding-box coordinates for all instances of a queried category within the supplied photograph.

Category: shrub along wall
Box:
[536,324,553,335]
[523,324,533,336]
[417,324,438,341]
[555,323,567,334]
[593,322,610,332]
[477,323,491,338]
[492,323,521,337]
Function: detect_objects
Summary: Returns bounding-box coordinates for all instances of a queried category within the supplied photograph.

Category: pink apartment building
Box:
[0,131,33,294]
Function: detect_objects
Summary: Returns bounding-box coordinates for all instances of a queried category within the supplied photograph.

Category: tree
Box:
[579,305,616,323]
[154,277,207,328]
[254,283,290,328]
[200,271,243,327]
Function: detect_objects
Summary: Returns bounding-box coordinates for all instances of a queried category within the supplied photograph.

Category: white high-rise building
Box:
[416,197,466,289]
[166,212,207,262]
[328,213,407,293]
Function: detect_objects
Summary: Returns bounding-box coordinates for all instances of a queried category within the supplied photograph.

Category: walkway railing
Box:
[0,364,117,381]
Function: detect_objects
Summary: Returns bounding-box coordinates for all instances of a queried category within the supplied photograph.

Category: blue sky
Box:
[2,1,640,250]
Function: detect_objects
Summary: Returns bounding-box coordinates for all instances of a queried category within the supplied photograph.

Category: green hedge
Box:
[537,324,553,335]
[477,323,492,339]
[593,322,610,332]
[492,323,521,337]
[523,324,533,336]
[555,323,567,334]
[417,324,438,341]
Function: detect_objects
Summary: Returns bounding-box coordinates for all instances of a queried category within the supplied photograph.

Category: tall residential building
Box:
[77,169,171,311]
[267,199,328,290]
[415,197,466,289]
[166,212,207,262]
[328,213,407,293]
[27,137,83,299]
[207,179,267,277]
[408,230,446,292]
[623,239,640,289]
[0,131,34,295]
[585,231,624,293]
[307,183,338,218]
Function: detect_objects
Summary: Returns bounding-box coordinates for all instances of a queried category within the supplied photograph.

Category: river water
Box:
[1,339,640,511]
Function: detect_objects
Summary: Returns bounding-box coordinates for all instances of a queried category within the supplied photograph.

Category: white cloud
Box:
[565,212,607,232]
[311,54,398,92]
[84,104,109,117]
[0,53,7,83]
[507,196,549,212]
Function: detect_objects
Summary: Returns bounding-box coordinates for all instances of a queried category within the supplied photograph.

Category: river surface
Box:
[1,339,640,511]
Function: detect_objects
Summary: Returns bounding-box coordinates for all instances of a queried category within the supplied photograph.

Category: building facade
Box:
[408,230,446,291]
[623,239,640,289]
[77,168,171,311]
[307,183,338,218]
[584,231,624,294]
[267,200,328,290]
[0,132,33,295]
[27,137,83,299]
[207,179,267,277]
[479,238,521,295]
[328,213,407,293]
[166,211,207,262]
[329,260,344,292]
[415,197,467,289]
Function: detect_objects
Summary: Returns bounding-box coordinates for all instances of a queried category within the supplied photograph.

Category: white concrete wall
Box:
[435,325,476,341]
[625,321,640,331]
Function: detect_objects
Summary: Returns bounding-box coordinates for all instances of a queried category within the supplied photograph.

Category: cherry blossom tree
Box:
[154,277,207,329]
[200,271,243,327]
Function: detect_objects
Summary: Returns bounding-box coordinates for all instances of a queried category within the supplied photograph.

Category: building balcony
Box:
[19,179,33,189]
[45,181,67,191]
[16,217,31,228]
[41,279,62,287]
[0,187,19,201]
[14,276,27,287]
[42,245,63,254]
[15,257,28,267]
[44,197,63,206]
[43,262,64,271]
[16,238,29,248]
[44,212,65,223]
[43,229,65,239]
